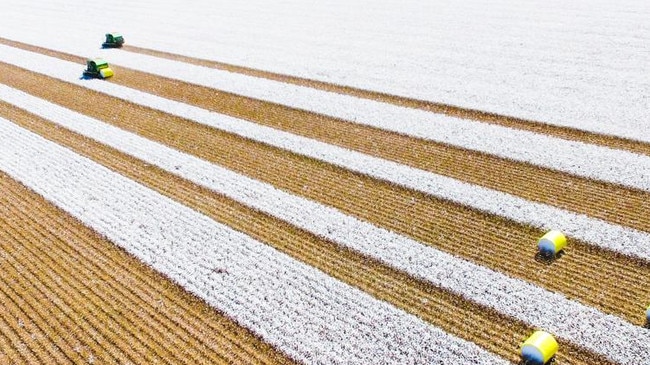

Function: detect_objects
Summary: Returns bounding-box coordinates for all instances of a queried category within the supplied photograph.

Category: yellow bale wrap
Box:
[521,330,558,364]
[537,230,566,256]
[99,67,114,79]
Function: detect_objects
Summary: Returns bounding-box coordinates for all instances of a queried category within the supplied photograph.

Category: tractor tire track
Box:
[120,44,650,157]
[1,63,649,328]
[1,38,648,235]
[0,93,616,364]
[0,171,297,365]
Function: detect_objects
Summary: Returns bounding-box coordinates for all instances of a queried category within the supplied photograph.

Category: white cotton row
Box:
[0,118,510,364]
[1,0,649,145]
[6,34,650,193]
[1,87,649,364]
[0,48,649,264]
[3,31,650,195]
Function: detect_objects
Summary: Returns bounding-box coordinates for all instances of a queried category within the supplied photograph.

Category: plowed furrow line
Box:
[1,179,230,365]
[0,317,27,365]
[0,215,162,364]
[0,41,647,234]
[0,240,123,364]
[8,184,284,365]
[2,167,285,365]
[112,66,650,233]
[0,204,116,364]
[0,314,38,364]
[2,203,202,365]
[119,44,650,157]
[0,94,613,364]
[0,173,296,365]
[0,248,88,364]
[0,283,54,364]
[0,243,110,364]
[1,65,648,325]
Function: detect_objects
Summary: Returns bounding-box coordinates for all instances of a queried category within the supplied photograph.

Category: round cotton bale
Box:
[521,330,558,364]
[537,230,567,257]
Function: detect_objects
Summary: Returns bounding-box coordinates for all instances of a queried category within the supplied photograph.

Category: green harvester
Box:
[83,58,114,79]
[102,33,124,48]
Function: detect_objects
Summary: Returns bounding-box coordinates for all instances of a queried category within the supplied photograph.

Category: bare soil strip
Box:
[121,44,650,157]
[2,62,650,327]
[112,67,650,234]
[0,170,297,364]
[13,40,650,240]
[0,103,612,365]
[0,38,648,235]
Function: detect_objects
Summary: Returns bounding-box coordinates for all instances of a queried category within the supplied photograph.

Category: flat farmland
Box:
[0,1,649,364]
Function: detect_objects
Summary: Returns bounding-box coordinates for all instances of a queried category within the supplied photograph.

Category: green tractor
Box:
[102,33,124,48]
[83,58,114,79]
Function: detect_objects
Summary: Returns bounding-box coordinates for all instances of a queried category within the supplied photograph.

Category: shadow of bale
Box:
[534,250,565,265]
[517,355,557,365]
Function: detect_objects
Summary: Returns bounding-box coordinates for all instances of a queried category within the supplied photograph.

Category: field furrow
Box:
[4,39,650,233]
[18,184,286,365]
[2,47,650,263]
[120,44,650,157]
[110,64,650,233]
[0,242,95,363]
[1,2,648,364]
[0,65,648,328]
[1,192,206,365]
[0,94,536,363]
[2,35,649,158]
[0,117,513,365]
[0,213,145,364]
[5,170,294,365]
[3,38,650,195]
[0,95,617,364]
[0,171,297,365]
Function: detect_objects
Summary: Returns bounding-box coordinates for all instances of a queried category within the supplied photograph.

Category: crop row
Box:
[3,45,650,261]
[0,100,581,363]
[110,64,650,234]
[1,65,650,326]
[0,79,647,363]
[116,42,650,158]
[1,40,649,363]
[0,172,295,364]
[1,50,649,264]
[0,117,510,364]
[74,41,650,192]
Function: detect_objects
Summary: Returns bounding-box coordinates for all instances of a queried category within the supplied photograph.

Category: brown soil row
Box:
[1,37,648,234]
[112,66,650,234]
[1,61,649,327]
[0,99,611,365]
[121,45,650,158]
[0,172,296,364]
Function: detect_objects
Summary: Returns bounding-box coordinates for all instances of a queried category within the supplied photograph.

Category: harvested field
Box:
[1,60,650,326]
[0,171,296,365]
[0,97,616,365]
[121,44,650,158]
[0,1,649,364]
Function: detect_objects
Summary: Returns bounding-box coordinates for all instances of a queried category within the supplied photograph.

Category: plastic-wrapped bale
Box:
[537,230,566,257]
[646,305,650,324]
[521,330,558,364]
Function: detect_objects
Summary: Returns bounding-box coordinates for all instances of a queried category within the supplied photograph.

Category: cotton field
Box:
[0,1,649,364]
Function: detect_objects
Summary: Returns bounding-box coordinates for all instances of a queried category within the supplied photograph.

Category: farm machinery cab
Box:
[83,58,114,79]
[102,33,124,48]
